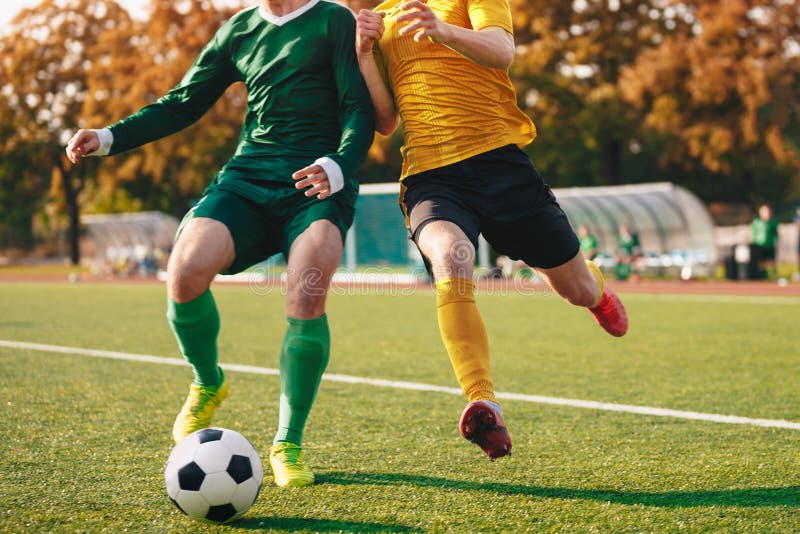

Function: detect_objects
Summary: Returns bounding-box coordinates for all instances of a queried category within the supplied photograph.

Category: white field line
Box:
[2,339,799,431]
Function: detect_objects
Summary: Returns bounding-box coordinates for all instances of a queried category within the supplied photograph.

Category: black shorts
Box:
[755,245,776,261]
[399,144,579,269]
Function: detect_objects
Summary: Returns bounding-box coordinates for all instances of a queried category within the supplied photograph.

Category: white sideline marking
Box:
[2,339,800,431]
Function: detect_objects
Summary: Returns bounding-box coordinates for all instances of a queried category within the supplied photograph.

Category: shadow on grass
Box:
[231,516,420,532]
[319,471,800,508]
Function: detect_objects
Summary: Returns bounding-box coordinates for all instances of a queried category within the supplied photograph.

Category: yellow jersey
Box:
[374,0,536,179]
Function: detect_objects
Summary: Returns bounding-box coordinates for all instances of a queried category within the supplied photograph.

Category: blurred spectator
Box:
[618,223,642,259]
[615,223,642,281]
[140,245,158,277]
[94,241,169,279]
[750,203,779,279]
[577,224,598,261]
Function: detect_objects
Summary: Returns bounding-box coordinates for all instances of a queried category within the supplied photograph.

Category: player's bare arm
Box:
[356,9,399,135]
[65,129,100,163]
[394,0,514,70]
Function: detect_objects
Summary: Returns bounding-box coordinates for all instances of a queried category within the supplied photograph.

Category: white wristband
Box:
[313,156,344,195]
[90,128,114,156]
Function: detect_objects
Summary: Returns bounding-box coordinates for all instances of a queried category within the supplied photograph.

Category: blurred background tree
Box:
[82,0,247,219]
[0,0,134,263]
[619,0,800,206]
[510,0,679,187]
[0,0,246,263]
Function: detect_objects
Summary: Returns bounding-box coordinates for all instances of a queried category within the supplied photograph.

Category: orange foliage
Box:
[619,0,800,176]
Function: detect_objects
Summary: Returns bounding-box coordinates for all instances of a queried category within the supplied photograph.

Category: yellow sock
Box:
[585,260,605,307]
[435,277,495,403]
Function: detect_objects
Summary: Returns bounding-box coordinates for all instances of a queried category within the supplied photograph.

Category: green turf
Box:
[1,282,798,532]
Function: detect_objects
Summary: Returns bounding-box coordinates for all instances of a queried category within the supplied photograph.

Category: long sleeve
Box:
[107,29,240,156]
[321,12,375,185]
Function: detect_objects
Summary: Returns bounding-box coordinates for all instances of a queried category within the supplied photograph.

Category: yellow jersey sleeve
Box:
[467,0,513,33]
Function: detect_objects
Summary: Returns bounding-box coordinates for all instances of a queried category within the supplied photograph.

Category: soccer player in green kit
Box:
[65,0,374,488]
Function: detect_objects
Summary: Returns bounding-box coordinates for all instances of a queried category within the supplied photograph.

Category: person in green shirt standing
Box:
[66,0,374,488]
[751,203,779,279]
[614,223,641,281]
[577,225,599,261]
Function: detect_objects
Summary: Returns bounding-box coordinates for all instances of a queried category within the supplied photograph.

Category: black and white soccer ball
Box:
[165,428,263,524]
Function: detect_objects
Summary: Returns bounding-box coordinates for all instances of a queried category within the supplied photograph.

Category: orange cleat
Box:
[589,289,628,337]
[459,400,512,461]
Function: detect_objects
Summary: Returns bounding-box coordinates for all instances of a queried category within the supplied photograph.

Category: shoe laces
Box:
[273,443,306,470]
[186,385,219,416]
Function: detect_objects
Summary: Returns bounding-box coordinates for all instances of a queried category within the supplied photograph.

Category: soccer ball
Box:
[165,428,263,523]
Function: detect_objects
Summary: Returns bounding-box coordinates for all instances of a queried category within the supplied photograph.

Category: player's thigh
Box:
[401,175,480,280]
[287,218,343,285]
[169,217,234,282]
[484,204,579,269]
[284,219,343,317]
[167,216,235,302]
[283,195,353,316]
[183,187,282,273]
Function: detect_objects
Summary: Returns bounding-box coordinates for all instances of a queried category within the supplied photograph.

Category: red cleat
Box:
[589,289,628,337]
[459,400,512,460]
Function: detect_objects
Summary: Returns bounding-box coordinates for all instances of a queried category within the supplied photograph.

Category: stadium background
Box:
[1,1,799,532]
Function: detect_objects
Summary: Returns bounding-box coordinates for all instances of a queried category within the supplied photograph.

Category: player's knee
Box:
[426,239,475,279]
[285,291,326,319]
[167,261,213,303]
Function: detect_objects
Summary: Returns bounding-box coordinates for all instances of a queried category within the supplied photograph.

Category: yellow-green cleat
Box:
[172,371,228,443]
[269,442,315,487]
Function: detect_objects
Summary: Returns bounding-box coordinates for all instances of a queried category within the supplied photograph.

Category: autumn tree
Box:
[509,0,696,187]
[0,0,137,263]
[0,128,45,251]
[1,0,247,263]
[619,0,800,205]
[82,0,247,218]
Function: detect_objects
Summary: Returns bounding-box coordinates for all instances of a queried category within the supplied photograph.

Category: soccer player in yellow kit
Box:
[356,0,628,460]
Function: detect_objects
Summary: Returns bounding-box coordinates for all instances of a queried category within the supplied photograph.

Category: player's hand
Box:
[293,164,332,200]
[65,129,100,163]
[356,9,385,56]
[395,0,445,43]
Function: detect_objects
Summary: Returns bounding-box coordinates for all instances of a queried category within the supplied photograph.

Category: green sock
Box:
[166,289,222,388]
[274,314,330,446]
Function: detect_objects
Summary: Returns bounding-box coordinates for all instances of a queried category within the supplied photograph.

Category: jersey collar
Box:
[258,0,320,26]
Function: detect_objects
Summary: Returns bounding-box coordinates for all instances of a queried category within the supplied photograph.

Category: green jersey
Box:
[104,1,374,199]
[619,231,640,255]
[579,234,598,257]
[751,216,779,248]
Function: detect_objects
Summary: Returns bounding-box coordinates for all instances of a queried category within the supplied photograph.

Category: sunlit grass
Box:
[1,282,798,532]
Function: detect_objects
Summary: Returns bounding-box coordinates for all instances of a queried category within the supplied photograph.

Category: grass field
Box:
[1,281,798,532]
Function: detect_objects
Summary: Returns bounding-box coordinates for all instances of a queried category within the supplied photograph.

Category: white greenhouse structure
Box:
[347,182,717,276]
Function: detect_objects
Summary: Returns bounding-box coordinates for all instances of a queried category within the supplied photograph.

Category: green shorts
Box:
[177,179,357,274]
